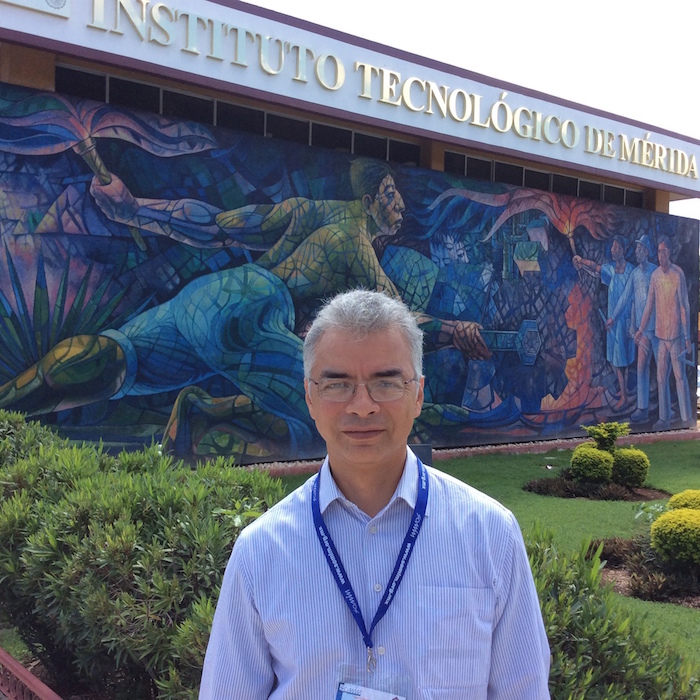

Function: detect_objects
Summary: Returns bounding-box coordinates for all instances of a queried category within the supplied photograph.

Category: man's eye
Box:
[322,381,351,391]
[373,379,401,390]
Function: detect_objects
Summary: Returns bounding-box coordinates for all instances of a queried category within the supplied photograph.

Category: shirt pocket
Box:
[417,585,494,695]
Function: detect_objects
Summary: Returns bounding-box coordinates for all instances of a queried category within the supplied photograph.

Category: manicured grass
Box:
[615,595,700,674]
[0,625,30,663]
[278,438,700,673]
[435,448,650,551]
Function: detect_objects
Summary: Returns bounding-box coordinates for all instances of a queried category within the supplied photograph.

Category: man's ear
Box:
[414,376,425,419]
[361,192,373,214]
[304,379,316,418]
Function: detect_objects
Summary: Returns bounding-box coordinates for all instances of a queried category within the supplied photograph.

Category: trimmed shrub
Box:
[527,525,698,699]
[569,445,613,484]
[581,421,630,454]
[611,447,649,488]
[651,508,700,567]
[0,410,67,469]
[669,489,700,511]
[0,434,286,699]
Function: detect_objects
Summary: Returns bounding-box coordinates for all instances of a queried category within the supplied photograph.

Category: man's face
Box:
[658,241,671,270]
[304,325,423,478]
[611,239,624,261]
[365,175,405,237]
[635,243,649,264]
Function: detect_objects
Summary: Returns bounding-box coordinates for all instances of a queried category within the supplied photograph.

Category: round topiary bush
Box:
[569,445,613,484]
[611,447,650,488]
[668,489,700,511]
[650,507,700,567]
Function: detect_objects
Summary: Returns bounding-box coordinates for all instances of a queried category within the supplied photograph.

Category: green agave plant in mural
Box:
[0,243,131,384]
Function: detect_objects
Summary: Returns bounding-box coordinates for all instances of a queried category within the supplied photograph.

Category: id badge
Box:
[335,682,406,700]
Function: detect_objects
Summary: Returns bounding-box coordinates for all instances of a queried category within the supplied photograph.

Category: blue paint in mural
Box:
[0,81,697,463]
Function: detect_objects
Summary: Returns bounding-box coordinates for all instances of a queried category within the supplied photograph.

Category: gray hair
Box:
[303,290,423,379]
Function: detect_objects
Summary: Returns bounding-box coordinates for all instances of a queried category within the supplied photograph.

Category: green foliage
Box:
[651,508,700,567]
[524,476,634,501]
[0,409,68,469]
[581,421,631,454]
[0,247,130,383]
[0,416,285,699]
[570,445,613,484]
[527,525,698,699]
[669,490,700,511]
[612,447,650,488]
[634,500,668,525]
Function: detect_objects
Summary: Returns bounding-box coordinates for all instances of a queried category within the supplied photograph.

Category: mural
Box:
[0,81,696,463]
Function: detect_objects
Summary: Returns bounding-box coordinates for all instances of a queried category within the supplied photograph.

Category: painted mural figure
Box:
[573,235,635,410]
[634,235,693,430]
[0,159,491,456]
[605,234,657,423]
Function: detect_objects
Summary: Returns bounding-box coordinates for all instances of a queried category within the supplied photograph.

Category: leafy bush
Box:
[611,447,649,488]
[590,536,637,568]
[594,482,635,501]
[594,532,700,604]
[524,477,637,501]
[0,410,67,467]
[651,508,700,567]
[0,424,285,699]
[569,445,613,484]
[669,489,700,511]
[581,421,630,454]
[527,526,698,699]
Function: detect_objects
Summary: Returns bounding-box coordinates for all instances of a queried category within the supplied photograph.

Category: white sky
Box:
[247,0,699,222]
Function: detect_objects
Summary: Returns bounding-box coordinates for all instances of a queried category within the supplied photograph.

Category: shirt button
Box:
[369,525,377,534]
[373,583,382,592]
[377,646,386,655]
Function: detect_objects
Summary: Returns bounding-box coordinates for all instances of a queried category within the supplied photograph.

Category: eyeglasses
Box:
[309,377,418,403]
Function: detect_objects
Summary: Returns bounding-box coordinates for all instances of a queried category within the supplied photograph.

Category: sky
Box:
[246,0,700,222]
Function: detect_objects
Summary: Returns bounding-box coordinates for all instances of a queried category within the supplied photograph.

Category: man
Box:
[199,289,550,699]
[635,236,693,430]
[606,234,657,422]
[573,235,634,410]
[0,160,490,456]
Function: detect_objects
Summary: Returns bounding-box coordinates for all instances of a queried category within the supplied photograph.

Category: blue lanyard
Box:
[311,459,429,672]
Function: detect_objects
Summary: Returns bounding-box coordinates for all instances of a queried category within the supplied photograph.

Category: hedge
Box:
[0,415,285,699]
[0,412,697,699]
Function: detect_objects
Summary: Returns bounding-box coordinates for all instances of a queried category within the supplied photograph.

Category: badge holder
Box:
[335,663,408,700]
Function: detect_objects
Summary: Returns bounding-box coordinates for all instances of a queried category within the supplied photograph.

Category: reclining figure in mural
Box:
[0,158,491,456]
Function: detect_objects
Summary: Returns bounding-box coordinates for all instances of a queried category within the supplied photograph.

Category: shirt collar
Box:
[318,447,420,515]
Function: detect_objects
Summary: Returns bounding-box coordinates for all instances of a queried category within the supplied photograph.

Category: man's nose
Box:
[345,384,379,415]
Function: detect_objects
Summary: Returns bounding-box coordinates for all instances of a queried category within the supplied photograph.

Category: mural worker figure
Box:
[573,235,635,410]
[635,236,694,430]
[198,289,551,700]
[0,159,490,456]
[605,234,658,423]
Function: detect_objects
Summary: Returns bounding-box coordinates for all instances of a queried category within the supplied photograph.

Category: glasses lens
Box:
[367,379,406,401]
[317,380,353,402]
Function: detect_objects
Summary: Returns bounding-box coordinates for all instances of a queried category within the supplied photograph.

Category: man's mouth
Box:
[343,428,384,439]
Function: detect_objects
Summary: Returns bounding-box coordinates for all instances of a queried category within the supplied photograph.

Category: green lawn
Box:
[279,438,700,673]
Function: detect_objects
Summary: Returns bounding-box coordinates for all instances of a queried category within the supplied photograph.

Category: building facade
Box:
[0,0,697,462]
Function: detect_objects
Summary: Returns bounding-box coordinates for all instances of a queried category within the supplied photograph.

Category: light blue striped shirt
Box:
[199,449,550,699]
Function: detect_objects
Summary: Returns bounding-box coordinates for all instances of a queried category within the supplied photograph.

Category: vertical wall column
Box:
[421,140,444,172]
[0,43,55,91]
[646,189,670,214]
